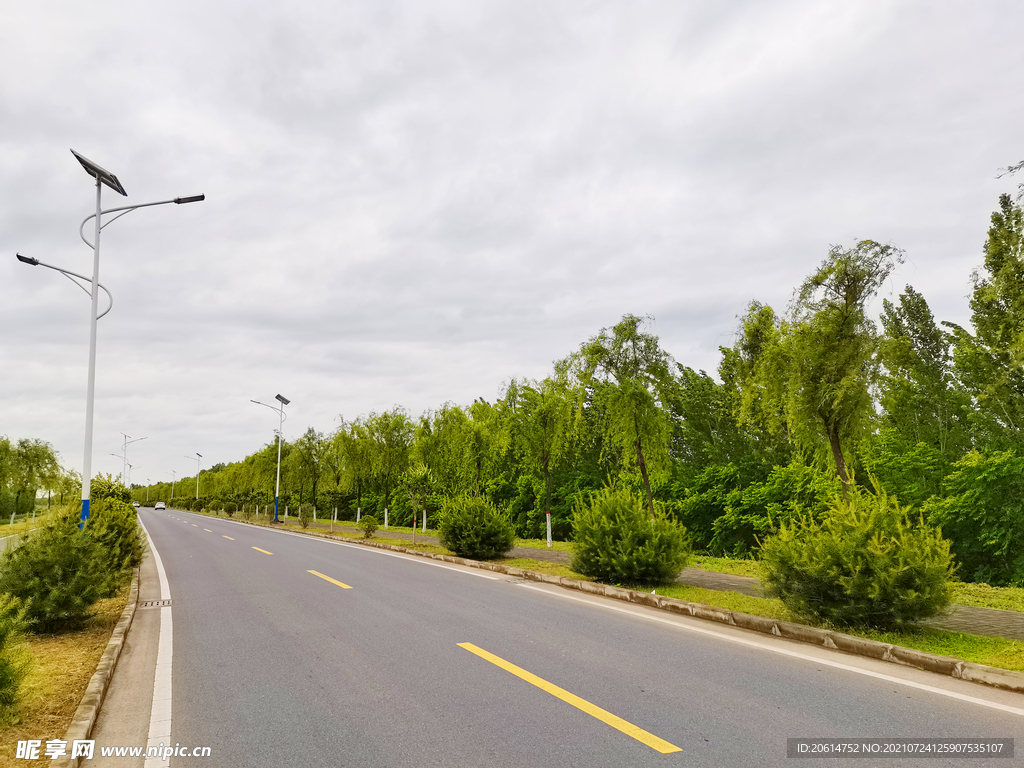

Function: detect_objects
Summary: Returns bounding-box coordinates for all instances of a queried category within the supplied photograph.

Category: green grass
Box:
[949,581,1024,613]
[511,538,576,554]
[688,554,760,578]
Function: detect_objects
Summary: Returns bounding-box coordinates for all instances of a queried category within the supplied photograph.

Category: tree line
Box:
[0,438,77,517]
[140,192,1024,585]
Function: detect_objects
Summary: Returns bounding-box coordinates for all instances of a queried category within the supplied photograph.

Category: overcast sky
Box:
[2,1,1021,488]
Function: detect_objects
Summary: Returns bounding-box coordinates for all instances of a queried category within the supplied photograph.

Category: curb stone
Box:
[53,566,140,768]
[198,513,1024,695]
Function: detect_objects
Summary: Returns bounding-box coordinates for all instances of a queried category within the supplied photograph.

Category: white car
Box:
[133,501,140,508]
[155,501,166,510]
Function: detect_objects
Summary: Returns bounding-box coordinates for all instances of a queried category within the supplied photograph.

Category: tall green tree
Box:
[560,314,675,514]
[736,241,902,496]
[413,404,473,497]
[335,418,373,513]
[365,408,414,513]
[505,377,573,545]
[293,428,327,506]
[878,286,971,459]
[946,194,1024,448]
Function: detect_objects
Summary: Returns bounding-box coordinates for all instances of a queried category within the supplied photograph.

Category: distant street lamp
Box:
[146,478,151,504]
[16,150,204,524]
[186,453,202,499]
[251,394,290,523]
[118,434,147,484]
[166,470,177,506]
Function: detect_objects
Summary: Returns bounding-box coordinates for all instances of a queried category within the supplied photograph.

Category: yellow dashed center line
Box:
[457,643,681,754]
[191,524,198,527]
[222,536,235,540]
[307,570,353,589]
[252,547,273,555]
[204,529,212,532]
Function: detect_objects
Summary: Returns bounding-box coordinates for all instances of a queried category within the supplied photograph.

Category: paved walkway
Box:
[253,515,1024,642]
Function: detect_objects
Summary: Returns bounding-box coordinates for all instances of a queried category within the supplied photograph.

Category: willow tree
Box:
[560,314,675,514]
[736,241,902,497]
[505,377,573,545]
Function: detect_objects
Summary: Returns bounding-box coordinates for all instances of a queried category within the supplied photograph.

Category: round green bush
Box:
[437,496,515,560]
[759,485,955,629]
[359,514,379,539]
[570,486,691,586]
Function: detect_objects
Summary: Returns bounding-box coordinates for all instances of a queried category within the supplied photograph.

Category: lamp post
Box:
[251,394,289,523]
[119,433,147,484]
[16,150,204,524]
[166,470,176,507]
[146,479,151,504]
[186,453,202,499]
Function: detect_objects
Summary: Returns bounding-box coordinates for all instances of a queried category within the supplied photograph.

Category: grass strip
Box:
[0,586,130,767]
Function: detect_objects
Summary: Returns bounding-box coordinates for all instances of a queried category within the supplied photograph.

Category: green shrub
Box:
[298,503,314,529]
[571,486,690,586]
[437,496,516,560]
[0,519,111,632]
[0,593,30,723]
[90,474,131,505]
[88,498,144,588]
[923,450,1024,586]
[223,502,236,518]
[240,503,255,521]
[359,515,379,539]
[760,485,955,629]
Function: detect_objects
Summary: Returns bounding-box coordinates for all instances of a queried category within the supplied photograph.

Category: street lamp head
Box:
[275,394,290,405]
[173,194,205,205]
[70,149,127,196]
[196,453,202,459]
[15,253,39,266]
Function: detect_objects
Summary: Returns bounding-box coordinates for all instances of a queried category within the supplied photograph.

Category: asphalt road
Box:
[93,508,1024,767]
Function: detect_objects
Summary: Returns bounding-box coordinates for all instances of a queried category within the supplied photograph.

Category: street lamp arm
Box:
[16,254,114,319]
[251,399,288,422]
[78,194,205,249]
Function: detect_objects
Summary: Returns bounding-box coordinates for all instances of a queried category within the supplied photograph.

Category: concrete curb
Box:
[54,566,141,768]
[198,513,1024,695]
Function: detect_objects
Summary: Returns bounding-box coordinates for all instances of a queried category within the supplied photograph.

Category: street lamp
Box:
[251,394,289,523]
[146,478,151,504]
[186,453,202,499]
[166,470,176,506]
[118,433,147,484]
[16,150,204,524]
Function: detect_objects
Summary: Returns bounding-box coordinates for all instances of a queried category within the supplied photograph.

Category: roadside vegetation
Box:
[0,475,141,729]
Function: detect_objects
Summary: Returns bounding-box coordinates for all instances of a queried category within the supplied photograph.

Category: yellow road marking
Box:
[222,536,235,540]
[457,643,681,754]
[252,547,273,555]
[191,524,198,527]
[204,529,212,532]
[307,570,352,589]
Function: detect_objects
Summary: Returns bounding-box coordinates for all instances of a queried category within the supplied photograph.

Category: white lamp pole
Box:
[119,434,147,483]
[17,150,204,524]
[186,453,202,499]
[166,470,176,506]
[251,394,290,523]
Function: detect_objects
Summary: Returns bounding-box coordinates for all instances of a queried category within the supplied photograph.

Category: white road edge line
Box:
[167,509,501,581]
[138,516,174,767]
[516,583,1024,719]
